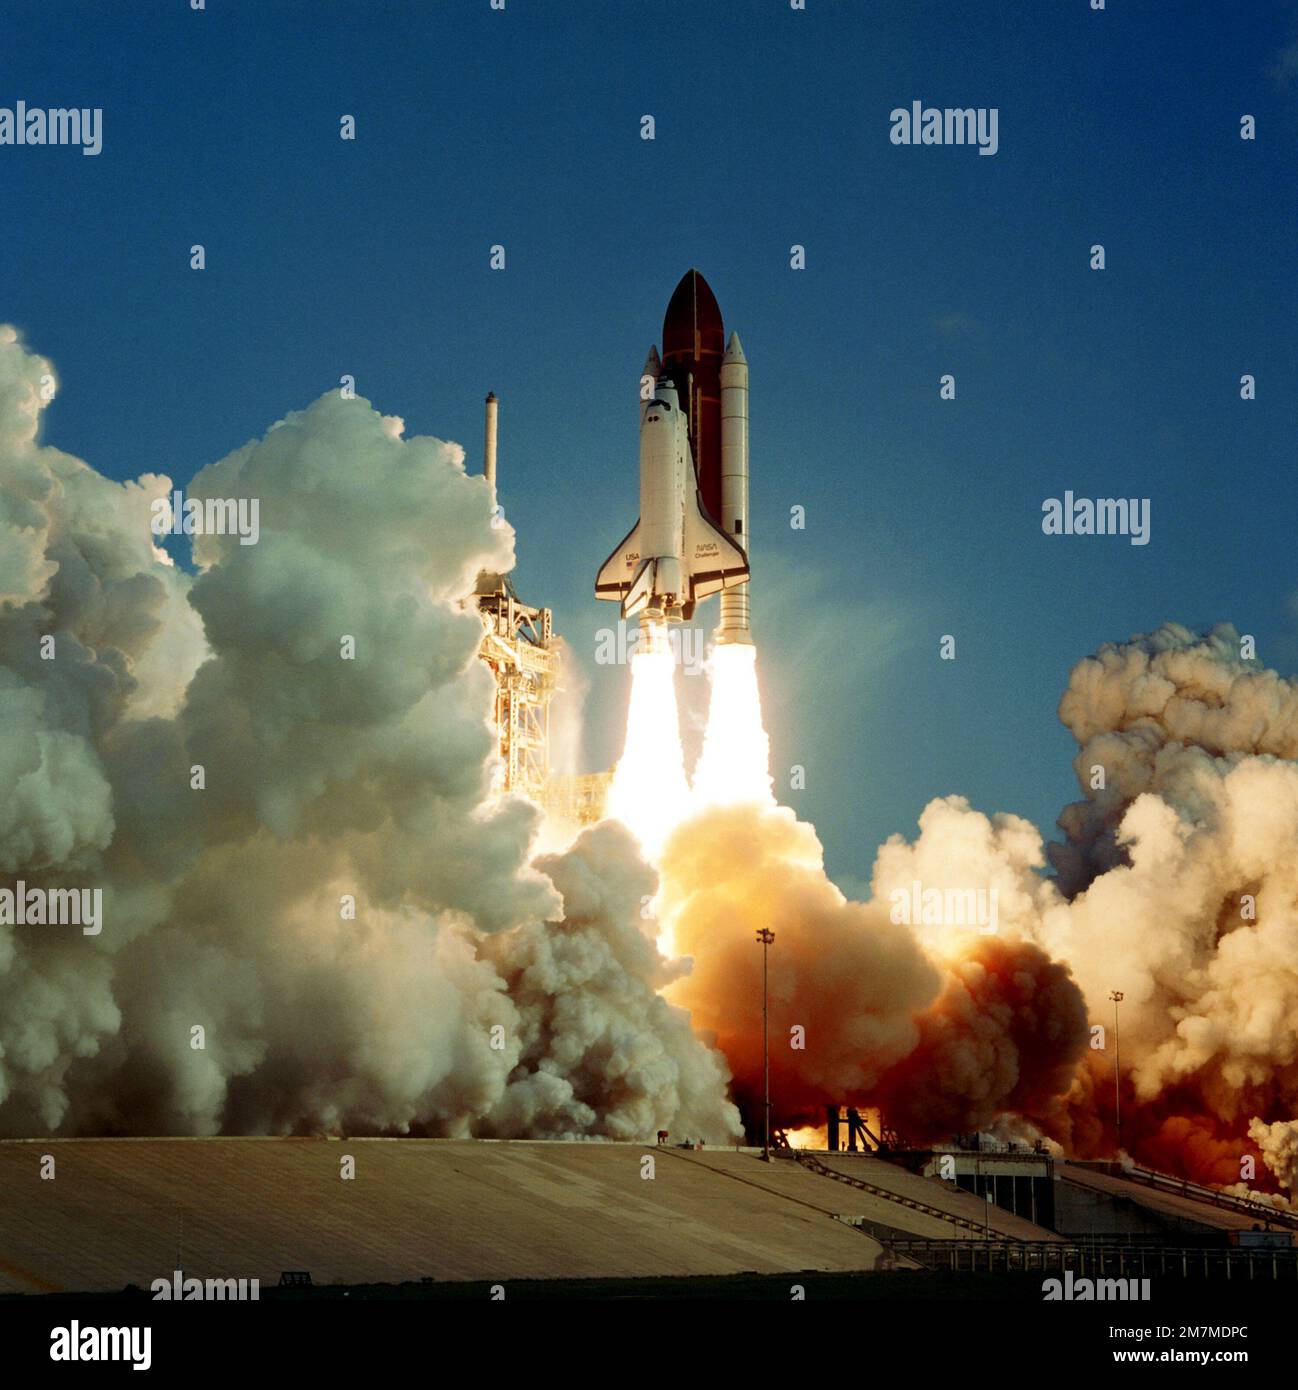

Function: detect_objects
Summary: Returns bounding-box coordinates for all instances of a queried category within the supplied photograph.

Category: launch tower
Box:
[473,393,559,802]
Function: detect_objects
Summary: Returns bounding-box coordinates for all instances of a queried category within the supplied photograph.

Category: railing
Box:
[1066,1161,1298,1231]
[796,1151,1009,1239]
[1064,1231,1234,1249]
[1124,1165,1298,1231]
[889,1239,1298,1280]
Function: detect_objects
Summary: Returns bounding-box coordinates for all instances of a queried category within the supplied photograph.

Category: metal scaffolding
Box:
[474,573,556,803]
[543,770,613,825]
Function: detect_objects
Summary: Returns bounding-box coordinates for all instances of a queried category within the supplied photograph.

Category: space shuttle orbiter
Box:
[596,269,752,634]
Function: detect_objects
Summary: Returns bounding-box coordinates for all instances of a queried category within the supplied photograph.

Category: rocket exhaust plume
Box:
[606,622,691,862]
[692,643,773,811]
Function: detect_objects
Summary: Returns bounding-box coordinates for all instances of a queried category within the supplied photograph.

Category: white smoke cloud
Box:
[0,326,737,1142]
[1249,1117,1298,1191]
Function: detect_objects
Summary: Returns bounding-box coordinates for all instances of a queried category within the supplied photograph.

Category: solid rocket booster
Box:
[716,331,751,644]
[596,270,752,633]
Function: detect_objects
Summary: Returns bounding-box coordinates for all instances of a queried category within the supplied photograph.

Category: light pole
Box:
[757,928,775,1160]
[1109,989,1124,1153]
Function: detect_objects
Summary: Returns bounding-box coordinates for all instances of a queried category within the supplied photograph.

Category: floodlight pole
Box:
[1109,989,1124,1153]
[757,928,775,1160]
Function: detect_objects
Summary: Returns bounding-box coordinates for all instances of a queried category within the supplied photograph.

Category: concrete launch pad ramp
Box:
[814,1154,1062,1241]
[0,1138,885,1295]
[1056,1160,1263,1236]
[669,1150,978,1239]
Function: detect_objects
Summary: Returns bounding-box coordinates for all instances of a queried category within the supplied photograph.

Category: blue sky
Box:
[5,0,1297,882]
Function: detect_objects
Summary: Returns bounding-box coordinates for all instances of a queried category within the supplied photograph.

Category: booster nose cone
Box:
[722,330,747,365]
[662,269,724,363]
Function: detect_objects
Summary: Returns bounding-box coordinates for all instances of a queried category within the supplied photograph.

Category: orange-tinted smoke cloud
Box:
[1049,1052,1273,1193]
[874,936,1089,1141]
[657,803,1090,1141]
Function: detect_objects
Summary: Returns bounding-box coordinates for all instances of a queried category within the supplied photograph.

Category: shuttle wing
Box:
[683,490,749,601]
[595,520,643,599]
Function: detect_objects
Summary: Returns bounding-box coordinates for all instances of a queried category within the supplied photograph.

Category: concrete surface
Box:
[0,1138,888,1294]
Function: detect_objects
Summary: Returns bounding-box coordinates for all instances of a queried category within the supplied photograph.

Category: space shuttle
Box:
[596,270,752,640]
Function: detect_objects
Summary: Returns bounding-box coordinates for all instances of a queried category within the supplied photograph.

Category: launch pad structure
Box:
[472,391,609,822]
[475,569,556,805]
[472,391,558,806]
